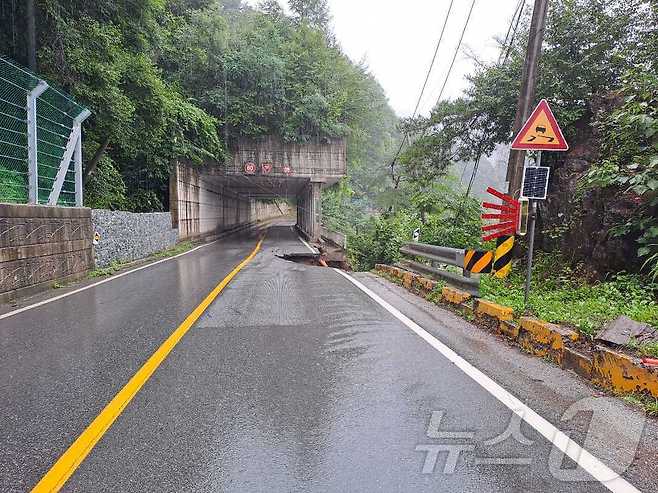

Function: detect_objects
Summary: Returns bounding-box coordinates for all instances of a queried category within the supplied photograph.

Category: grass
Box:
[622,393,658,417]
[88,260,123,278]
[480,252,658,336]
[425,284,446,304]
[151,241,194,259]
[87,241,196,279]
[628,340,658,359]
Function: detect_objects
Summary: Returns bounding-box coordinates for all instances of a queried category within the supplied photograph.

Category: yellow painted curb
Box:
[374,264,658,401]
[402,271,416,289]
[442,286,471,304]
[415,276,437,293]
[592,346,658,398]
[499,320,520,339]
[475,299,514,322]
[518,317,579,365]
[562,347,593,380]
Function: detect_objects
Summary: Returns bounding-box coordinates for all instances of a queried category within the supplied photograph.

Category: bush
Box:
[348,212,421,271]
[0,165,28,203]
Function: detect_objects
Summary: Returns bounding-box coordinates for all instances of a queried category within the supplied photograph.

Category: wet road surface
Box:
[1,223,655,492]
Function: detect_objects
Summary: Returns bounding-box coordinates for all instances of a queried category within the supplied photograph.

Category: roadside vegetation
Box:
[3,1,656,331]
[622,394,658,417]
[324,0,657,334]
[87,241,195,278]
[1,0,397,212]
[481,253,658,335]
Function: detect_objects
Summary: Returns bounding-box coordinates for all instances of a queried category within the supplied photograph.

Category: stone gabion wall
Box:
[91,210,178,268]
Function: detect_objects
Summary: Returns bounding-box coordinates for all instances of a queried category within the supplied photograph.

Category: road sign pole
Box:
[523,151,541,308]
[524,200,537,308]
[505,0,549,197]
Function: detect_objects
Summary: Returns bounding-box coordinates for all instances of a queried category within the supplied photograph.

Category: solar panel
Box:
[521,166,550,199]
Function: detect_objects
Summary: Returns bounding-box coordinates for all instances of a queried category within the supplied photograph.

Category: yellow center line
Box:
[32,237,264,492]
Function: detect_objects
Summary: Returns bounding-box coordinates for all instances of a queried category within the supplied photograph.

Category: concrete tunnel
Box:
[169,136,347,242]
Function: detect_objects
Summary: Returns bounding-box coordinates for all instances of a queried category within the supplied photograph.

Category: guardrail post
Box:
[26,81,48,204]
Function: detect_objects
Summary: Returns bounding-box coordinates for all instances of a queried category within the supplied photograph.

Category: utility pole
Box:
[26,0,37,71]
[505,0,549,197]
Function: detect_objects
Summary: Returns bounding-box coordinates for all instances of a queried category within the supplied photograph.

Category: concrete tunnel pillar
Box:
[297,180,322,242]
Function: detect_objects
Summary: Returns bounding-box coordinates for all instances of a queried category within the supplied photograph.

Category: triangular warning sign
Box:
[511,99,568,151]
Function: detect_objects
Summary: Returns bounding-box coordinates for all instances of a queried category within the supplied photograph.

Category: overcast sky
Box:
[245,0,523,117]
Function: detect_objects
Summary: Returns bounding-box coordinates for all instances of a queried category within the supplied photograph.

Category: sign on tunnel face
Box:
[244,161,256,174]
[261,162,273,174]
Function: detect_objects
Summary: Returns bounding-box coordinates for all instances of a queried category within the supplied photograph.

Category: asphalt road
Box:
[1,223,655,492]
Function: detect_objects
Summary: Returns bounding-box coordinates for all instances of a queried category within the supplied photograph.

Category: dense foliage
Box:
[397,0,657,275]
[343,180,485,271]
[1,0,398,212]
[584,70,658,278]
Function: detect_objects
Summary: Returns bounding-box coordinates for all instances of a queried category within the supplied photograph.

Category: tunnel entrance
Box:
[170,136,346,243]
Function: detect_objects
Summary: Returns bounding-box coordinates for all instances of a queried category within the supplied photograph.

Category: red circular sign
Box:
[244,162,256,174]
[283,166,292,175]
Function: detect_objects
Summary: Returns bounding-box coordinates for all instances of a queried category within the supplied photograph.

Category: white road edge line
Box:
[333,268,639,493]
[0,240,220,321]
[296,231,318,254]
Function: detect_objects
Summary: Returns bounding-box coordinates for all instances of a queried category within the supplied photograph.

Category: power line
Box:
[434,0,477,105]
[462,0,526,201]
[409,0,455,120]
[387,0,456,181]
[501,0,526,66]
[499,0,525,63]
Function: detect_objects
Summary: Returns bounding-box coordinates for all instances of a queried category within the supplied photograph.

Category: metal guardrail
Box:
[398,242,480,296]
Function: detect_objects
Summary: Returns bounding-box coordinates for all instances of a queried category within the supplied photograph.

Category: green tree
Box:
[289,0,331,30]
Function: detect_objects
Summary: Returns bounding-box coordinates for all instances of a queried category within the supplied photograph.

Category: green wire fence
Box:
[0,57,89,206]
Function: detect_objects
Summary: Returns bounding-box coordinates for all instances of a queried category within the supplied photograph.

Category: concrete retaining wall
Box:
[229,136,347,178]
[91,210,177,267]
[0,203,94,300]
[297,181,322,240]
[171,163,254,241]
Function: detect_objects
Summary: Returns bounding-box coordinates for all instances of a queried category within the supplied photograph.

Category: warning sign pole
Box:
[523,151,540,308]
[505,0,550,197]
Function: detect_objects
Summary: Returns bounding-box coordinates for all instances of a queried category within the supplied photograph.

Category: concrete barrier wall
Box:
[91,210,177,268]
[0,203,94,300]
[171,163,255,241]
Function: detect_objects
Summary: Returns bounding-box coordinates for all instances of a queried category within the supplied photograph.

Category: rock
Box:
[595,315,658,346]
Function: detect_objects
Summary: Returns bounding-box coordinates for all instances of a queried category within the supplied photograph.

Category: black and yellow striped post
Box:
[463,249,493,274]
[493,235,514,278]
